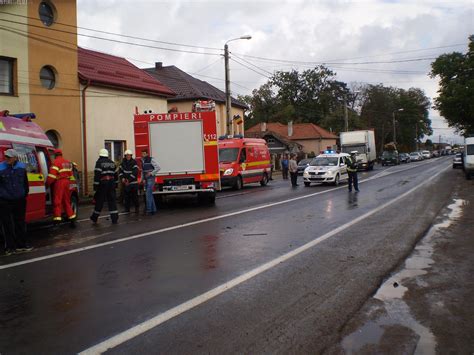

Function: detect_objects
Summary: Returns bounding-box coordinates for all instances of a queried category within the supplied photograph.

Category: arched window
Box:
[46,130,61,148]
[39,1,56,27]
[40,66,56,89]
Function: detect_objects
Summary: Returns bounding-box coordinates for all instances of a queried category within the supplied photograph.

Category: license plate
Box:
[172,185,192,191]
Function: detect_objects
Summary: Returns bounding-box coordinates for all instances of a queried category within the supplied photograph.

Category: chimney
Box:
[288,121,293,137]
[260,122,267,132]
[155,62,163,70]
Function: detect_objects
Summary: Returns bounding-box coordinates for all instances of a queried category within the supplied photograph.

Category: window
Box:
[105,140,125,163]
[40,66,56,89]
[46,130,61,148]
[0,57,15,95]
[39,1,56,27]
[12,144,39,173]
[467,145,474,156]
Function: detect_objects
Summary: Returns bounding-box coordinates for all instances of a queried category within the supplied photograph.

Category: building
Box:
[0,0,82,166]
[78,48,175,194]
[246,121,338,157]
[144,63,247,136]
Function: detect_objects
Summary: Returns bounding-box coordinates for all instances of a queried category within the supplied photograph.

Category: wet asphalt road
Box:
[0,157,455,354]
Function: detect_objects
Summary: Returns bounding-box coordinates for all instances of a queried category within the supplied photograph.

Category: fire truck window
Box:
[12,144,39,173]
[239,149,246,163]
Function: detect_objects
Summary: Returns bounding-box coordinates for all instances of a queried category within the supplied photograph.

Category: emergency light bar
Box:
[218,134,244,140]
[11,113,36,120]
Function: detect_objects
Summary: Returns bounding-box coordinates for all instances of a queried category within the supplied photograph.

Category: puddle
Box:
[341,199,466,354]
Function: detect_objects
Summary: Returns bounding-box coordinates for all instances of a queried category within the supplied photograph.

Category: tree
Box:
[430,35,474,135]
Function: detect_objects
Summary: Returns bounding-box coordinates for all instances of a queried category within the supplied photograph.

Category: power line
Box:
[230,57,272,79]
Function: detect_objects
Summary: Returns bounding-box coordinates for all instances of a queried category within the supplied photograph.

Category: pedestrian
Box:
[0,149,33,255]
[281,154,289,180]
[90,149,119,224]
[141,149,160,215]
[289,153,299,187]
[347,151,360,192]
[119,149,140,214]
[46,149,76,227]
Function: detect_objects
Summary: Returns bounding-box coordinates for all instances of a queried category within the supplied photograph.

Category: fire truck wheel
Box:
[260,173,269,186]
[234,176,243,190]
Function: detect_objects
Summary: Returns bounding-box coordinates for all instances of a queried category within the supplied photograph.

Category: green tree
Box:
[430,35,474,135]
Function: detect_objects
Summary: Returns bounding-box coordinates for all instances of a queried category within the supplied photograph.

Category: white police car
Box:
[303,151,350,186]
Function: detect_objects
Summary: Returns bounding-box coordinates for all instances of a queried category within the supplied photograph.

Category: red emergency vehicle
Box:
[0,110,79,223]
[133,108,220,204]
[218,137,272,190]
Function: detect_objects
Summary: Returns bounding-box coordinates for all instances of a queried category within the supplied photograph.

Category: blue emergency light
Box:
[324,150,335,154]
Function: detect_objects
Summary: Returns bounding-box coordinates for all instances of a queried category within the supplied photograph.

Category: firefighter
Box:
[347,151,360,192]
[119,149,139,214]
[90,148,119,224]
[46,149,76,227]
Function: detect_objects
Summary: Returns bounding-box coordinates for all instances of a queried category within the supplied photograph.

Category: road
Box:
[0,157,457,354]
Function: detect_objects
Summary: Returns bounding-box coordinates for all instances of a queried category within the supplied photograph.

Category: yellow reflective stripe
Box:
[68,214,76,220]
[204,141,218,146]
[59,168,72,173]
[200,173,219,180]
[28,173,44,182]
[47,173,57,179]
[51,166,59,171]
[246,160,271,167]
[53,217,62,221]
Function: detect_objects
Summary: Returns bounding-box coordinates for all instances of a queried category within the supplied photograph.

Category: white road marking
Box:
[0,159,446,270]
[79,163,451,355]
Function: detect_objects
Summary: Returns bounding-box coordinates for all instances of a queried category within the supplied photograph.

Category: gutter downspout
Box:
[81,79,90,196]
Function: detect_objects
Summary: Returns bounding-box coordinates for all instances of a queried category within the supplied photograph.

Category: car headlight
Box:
[326,170,334,175]
[223,168,234,176]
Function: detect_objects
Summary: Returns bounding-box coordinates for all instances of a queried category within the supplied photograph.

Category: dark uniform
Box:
[90,156,119,224]
[347,154,359,192]
[119,157,139,213]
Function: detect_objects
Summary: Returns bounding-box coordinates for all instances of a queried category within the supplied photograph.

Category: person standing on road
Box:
[119,150,139,214]
[141,149,161,215]
[281,154,289,180]
[289,153,299,187]
[46,149,76,227]
[347,151,360,192]
[0,149,33,255]
[90,149,119,224]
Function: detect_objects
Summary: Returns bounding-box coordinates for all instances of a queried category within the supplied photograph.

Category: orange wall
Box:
[27,0,82,167]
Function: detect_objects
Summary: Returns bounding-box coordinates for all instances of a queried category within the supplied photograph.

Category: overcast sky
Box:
[77,0,473,144]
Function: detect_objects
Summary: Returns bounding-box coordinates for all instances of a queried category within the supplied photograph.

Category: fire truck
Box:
[133,102,220,204]
[0,110,79,223]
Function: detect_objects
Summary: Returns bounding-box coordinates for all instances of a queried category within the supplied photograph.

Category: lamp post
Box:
[392,108,404,145]
[415,119,423,151]
[224,35,251,135]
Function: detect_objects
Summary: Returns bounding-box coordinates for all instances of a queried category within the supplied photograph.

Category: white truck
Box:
[340,130,376,171]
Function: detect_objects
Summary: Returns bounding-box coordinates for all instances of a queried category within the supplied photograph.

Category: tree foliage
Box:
[430,35,474,135]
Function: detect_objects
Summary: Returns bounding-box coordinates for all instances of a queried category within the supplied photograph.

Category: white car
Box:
[303,152,350,186]
[421,150,431,159]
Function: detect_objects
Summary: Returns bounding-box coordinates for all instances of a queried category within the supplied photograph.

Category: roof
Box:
[144,65,248,109]
[78,48,175,97]
[246,122,338,140]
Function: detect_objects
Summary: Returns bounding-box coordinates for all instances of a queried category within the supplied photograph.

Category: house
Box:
[144,63,248,136]
[246,121,338,158]
[78,48,175,194]
[0,0,82,166]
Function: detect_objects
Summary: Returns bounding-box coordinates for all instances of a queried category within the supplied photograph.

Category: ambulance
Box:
[218,136,272,190]
[0,110,79,223]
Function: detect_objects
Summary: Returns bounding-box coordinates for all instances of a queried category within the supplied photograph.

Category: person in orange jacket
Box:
[46,149,76,227]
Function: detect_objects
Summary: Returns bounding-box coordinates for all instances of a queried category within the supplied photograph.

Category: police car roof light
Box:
[11,113,36,120]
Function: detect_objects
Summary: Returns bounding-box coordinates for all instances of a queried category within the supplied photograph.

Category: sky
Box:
[77,0,473,144]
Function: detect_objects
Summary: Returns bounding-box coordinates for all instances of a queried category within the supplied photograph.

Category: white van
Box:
[464,137,474,180]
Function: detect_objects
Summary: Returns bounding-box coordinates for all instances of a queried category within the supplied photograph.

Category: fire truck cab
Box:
[218,136,272,190]
[0,110,79,223]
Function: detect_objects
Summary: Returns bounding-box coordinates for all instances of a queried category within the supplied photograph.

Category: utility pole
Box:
[224,43,231,136]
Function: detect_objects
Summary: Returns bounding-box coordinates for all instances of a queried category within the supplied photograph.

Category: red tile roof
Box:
[246,122,338,140]
[78,48,175,97]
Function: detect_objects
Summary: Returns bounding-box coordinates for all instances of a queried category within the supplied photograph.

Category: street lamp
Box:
[392,108,404,145]
[224,35,252,135]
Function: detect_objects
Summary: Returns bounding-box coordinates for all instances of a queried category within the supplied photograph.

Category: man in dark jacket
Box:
[119,149,139,214]
[347,151,360,192]
[0,149,33,255]
[90,148,119,224]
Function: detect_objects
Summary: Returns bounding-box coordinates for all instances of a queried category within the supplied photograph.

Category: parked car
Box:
[380,150,400,166]
[303,152,350,186]
[399,153,411,163]
[410,152,423,161]
[421,150,431,159]
[452,153,463,169]
[297,158,312,175]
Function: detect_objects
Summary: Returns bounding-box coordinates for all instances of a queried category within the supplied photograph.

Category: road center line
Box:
[0,159,445,270]
[79,163,450,355]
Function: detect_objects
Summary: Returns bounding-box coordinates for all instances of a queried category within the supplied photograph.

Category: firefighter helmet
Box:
[99,148,109,157]
[53,149,63,156]
[124,149,133,156]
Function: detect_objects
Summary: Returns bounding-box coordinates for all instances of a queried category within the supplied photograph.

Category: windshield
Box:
[341,145,366,154]
[219,148,239,163]
[467,145,474,155]
[382,151,396,157]
[310,157,338,166]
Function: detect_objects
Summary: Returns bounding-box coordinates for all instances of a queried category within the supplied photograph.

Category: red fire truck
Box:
[0,110,79,223]
[133,106,220,204]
